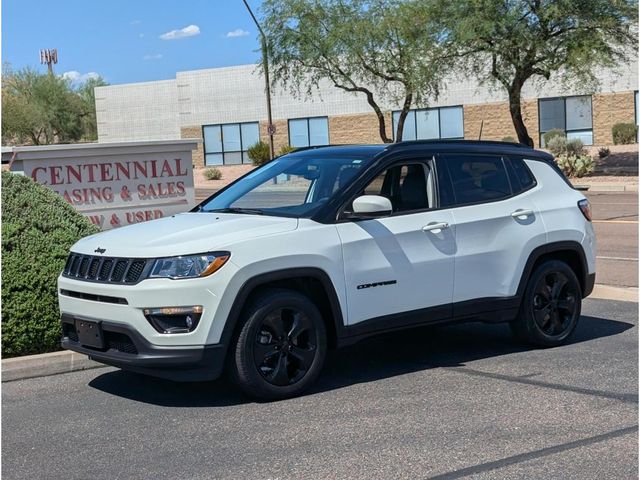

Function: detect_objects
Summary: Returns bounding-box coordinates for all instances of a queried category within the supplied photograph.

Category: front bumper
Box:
[61,314,226,381]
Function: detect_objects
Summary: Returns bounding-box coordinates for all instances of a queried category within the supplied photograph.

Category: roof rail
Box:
[386,139,531,150]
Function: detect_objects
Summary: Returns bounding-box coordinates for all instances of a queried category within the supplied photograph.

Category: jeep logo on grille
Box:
[94,247,106,254]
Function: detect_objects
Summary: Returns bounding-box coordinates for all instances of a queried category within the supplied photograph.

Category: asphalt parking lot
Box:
[3,298,637,479]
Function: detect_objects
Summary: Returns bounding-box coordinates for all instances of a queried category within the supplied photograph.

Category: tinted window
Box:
[444,155,511,205]
[506,157,536,193]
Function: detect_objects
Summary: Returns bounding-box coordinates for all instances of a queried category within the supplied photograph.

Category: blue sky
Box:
[2,0,263,85]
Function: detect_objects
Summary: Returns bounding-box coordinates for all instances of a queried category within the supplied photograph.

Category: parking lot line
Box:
[597,256,639,261]
[428,425,639,480]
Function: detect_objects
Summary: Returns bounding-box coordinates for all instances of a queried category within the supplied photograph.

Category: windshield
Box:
[197,154,372,218]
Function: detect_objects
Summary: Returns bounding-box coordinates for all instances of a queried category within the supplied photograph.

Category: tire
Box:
[510,260,582,347]
[228,288,327,400]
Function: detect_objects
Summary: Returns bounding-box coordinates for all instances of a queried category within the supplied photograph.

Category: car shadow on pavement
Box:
[88,314,633,407]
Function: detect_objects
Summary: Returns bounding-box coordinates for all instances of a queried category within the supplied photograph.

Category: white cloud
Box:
[143,54,163,61]
[159,24,200,40]
[130,20,141,25]
[226,28,249,38]
[138,33,145,38]
[62,71,100,83]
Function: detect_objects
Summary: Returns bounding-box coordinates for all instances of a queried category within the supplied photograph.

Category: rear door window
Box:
[442,154,512,205]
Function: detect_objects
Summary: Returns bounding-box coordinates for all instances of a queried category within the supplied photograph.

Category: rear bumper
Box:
[61,314,226,382]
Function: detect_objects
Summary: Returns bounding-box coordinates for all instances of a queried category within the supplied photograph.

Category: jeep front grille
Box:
[62,254,150,284]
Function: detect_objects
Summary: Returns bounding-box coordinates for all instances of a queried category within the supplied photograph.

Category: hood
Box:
[72,213,298,258]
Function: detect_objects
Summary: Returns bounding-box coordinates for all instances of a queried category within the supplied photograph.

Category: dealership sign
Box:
[6,140,198,230]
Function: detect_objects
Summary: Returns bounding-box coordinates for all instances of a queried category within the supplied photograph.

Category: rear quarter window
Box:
[506,157,536,193]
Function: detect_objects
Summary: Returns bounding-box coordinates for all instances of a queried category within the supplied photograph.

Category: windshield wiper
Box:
[207,207,264,215]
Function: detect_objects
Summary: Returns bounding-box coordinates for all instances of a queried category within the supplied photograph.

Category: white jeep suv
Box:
[58,140,596,399]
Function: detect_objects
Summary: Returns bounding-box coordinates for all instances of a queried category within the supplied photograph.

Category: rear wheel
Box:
[510,260,582,347]
[229,288,327,400]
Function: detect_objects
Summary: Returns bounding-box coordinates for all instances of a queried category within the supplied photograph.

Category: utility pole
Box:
[242,0,275,160]
[40,49,58,75]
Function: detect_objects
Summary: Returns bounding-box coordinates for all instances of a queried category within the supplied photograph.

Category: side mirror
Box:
[351,195,392,219]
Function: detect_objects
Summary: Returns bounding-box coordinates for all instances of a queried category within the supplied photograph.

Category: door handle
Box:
[422,222,449,233]
[511,209,534,219]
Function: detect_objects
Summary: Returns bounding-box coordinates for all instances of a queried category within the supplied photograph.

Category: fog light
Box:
[143,306,203,334]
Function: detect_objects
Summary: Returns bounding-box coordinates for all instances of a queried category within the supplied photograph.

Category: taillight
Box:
[578,199,592,221]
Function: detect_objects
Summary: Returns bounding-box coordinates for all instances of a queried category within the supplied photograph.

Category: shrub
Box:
[543,129,566,146]
[612,123,638,145]
[556,154,596,178]
[501,136,516,143]
[546,136,568,156]
[277,145,297,156]
[247,141,271,166]
[598,146,611,159]
[565,138,586,157]
[203,167,222,180]
[2,171,99,357]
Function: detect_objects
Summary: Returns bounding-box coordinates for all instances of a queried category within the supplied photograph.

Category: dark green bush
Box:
[542,129,565,146]
[1,171,99,357]
[247,140,271,166]
[612,122,638,145]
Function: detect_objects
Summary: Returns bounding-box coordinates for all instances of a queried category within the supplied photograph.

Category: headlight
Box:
[149,252,230,279]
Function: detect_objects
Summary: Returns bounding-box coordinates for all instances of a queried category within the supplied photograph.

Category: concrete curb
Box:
[590,284,638,303]
[575,184,638,192]
[1,350,105,383]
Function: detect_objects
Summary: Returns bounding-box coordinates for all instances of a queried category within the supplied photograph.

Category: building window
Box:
[392,106,464,141]
[288,117,329,148]
[203,122,260,165]
[539,96,593,146]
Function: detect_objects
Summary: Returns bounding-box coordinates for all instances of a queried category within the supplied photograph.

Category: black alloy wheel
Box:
[510,260,582,347]
[229,288,327,400]
[531,270,578,336]
[254,307,318,386]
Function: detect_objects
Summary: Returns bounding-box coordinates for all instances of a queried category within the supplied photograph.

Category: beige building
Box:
[95,61,638,167]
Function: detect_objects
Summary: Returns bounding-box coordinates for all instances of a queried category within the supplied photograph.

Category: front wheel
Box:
[510,260,582,347]
[229,288,327,400]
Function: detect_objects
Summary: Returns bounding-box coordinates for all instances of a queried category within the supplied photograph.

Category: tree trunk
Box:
[508,84,533,147]
[394,94,413,143]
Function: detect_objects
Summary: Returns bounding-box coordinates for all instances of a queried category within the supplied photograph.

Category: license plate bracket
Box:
[75,319,105,349]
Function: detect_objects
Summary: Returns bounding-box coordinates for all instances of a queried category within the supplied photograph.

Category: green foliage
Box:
[612,122,638,145]
[1,66,107,146]
[1,172,99,357]
[547,136,587,158]
[435,0,638,145]
[262,0,453,142]
[247,141,272,166]
[556,154,596,178]
[598,146,611,158]
[543,129,566,146]
[501,136,516,143]
[278,145,297,156]
[203,167,223,180]
[547,136,593,178]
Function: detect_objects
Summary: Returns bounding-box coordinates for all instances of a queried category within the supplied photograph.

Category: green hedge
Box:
[1,171,99,357]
